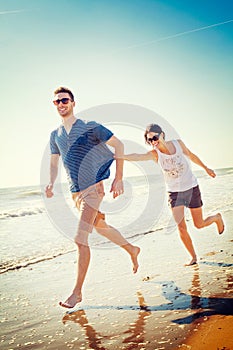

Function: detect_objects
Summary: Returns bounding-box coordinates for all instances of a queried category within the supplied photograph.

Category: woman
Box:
[124,124,224,266]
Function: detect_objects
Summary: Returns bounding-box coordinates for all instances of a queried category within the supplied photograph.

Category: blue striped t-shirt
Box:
[50,119,114,192]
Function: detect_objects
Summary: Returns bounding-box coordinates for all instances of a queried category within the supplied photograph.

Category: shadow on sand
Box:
[62,264,233,349]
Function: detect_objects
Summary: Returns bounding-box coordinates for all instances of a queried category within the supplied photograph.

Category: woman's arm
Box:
[124,150,158,162]
[178,140,216,178]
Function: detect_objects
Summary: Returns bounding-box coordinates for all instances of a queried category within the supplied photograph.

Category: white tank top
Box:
[156,140,198,192]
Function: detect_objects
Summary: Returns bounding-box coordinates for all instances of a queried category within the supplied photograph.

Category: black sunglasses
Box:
[147,134,160,143]
[53,98,72,105]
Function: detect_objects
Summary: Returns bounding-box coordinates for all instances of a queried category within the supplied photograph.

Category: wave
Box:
[0,226,163,274]
[0,207,45,220]
[18,190,42,198]
[1,195,232,222]
[1,199,232,274]
[0,248,76,274]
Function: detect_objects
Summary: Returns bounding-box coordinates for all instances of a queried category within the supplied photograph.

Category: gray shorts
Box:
[168,185,203,208]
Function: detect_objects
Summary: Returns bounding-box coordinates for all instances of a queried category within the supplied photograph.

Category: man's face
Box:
[53,92,75,117]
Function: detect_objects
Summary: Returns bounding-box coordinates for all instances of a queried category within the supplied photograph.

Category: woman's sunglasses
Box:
[53,98,72,105]
[147,134,160,143]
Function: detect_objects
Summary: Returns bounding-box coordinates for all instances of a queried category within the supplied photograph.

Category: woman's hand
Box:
[205,167,216,178]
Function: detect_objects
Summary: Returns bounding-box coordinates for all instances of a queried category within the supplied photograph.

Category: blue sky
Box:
[1,0,233,187]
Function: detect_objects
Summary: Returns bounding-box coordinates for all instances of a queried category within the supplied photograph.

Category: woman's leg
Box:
[172,206,197,266]
[190,207,224,234]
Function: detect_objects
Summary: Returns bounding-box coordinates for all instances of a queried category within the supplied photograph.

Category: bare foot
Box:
[216,213,224,234]
[131,246,140,273]
[59,292,82,308]
[184,258,197,267]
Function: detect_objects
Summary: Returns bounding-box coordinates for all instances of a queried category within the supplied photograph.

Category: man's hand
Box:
[45,183,54,198]
[110,178,124,199]
[106,136,124,198]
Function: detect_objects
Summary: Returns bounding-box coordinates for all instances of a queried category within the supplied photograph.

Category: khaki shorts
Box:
[72,181,105,235]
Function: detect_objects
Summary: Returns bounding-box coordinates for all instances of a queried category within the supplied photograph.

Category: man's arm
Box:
[178,140,216,178]
[106,135,124,198]
[45,154,60,198]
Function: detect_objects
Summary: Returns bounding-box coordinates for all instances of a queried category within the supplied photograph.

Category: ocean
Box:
[1,167,233,274]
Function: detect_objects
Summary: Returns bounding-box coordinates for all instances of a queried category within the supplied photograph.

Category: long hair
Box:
[144,124,164,144]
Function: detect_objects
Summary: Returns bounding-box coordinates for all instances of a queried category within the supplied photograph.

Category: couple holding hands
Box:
[45,87,224,309]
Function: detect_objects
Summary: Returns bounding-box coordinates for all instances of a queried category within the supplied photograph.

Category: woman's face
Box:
[146,131,162,147]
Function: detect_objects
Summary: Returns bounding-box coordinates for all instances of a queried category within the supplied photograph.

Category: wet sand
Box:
[175,315,233,349]
[0,210,232,349]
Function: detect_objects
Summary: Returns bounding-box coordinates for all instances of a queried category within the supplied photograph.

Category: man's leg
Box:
[59,187,101,309]
[59,242,90,308]
[94,213,140,273]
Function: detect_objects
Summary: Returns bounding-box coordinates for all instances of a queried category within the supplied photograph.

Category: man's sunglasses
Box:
[147,134,160,143]
[53,98,73,105]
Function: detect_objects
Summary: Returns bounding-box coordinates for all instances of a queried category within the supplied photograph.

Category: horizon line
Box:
[0,166,232,190]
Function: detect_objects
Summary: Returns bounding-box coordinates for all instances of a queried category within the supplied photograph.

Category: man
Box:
[45,87,140,308]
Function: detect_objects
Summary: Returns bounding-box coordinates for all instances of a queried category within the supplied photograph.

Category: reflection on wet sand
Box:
[153,265,233,324]
[189,265,202,314]
[122,292,151,349]
[62,292,151,349]
[63,309,106,350]
[62,266,233,348]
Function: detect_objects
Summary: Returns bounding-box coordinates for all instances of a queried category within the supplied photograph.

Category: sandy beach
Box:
[174,315,233,349]
[1,209,233,350]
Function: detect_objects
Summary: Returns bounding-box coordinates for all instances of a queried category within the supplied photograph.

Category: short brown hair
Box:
[54,86,74,101]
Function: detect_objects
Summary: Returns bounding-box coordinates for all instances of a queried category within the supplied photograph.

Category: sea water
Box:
[0,168,232,274]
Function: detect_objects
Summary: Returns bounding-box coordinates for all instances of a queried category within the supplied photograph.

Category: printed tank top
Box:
[155,140,198,192]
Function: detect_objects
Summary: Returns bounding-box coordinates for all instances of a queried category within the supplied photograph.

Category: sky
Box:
[1,0,233,188]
